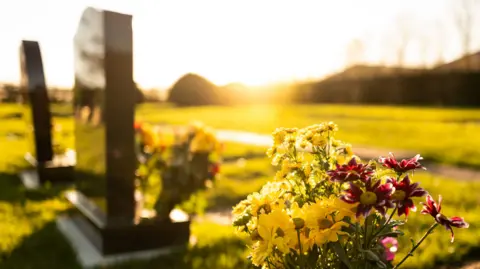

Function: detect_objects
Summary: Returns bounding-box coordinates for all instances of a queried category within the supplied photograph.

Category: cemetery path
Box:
[216,129,480,181]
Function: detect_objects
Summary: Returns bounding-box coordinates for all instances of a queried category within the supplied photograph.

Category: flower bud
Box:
[233,213,251,226]
[250,229,262,241]
[299,140,307,148]
[293,218,305,229]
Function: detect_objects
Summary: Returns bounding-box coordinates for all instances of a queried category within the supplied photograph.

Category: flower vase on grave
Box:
[134,121,222,222]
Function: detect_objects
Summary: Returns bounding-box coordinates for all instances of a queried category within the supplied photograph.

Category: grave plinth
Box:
[18,40,74,189]
[59,7,189,268]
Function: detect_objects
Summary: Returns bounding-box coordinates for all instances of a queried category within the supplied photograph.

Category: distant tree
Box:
[433,20,447,68]
[394,14,414,68]
[453,0,478,70]
[167,73,222,106]
[3,84,20,103]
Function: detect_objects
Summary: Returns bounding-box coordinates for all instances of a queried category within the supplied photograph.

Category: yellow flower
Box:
[325,121,339,132]
[248,192,285,217]
[272,128,287,146]
[336,154,346,165]
[311,134,327,147]
[345,144,353,156]
[251,241,271,267]
[303,164,312,178]
[189,121,205,133]
[304,199,349,246]
[190,127,218,153]
[330,197,360,222]
[257,209,295,251]
[139,123,163,152]
[250,209,296,267]
[232,199,250,216]
[290,201,305,218]
[313,220,348,245]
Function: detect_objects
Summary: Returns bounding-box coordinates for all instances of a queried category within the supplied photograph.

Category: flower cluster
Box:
[133,121,223,221]
[233,122,469,269]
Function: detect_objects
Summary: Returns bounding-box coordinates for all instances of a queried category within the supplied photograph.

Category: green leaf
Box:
[331,242,353,269]
[410,238,416,248]
[377,230,405,238]
[376,260,387,269]
[360,249,381,262]
[388,220,406,227]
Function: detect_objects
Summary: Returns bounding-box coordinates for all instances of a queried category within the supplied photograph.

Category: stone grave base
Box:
[20,152,75,189]
[56,215,186,268]
[19,166,74,190]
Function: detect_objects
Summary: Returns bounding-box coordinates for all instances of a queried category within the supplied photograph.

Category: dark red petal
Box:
[349,183,363,196]
[356,204,368,217]
[397,204,407,216]
[412,154,422,162]
[386,177,396,184]
[375,205,386,216]
[449,217,469,228]
[426,195,434,208]
[443,223,455,243]
[420,209,430,215]
[341,195,357,204]
[410,189,428,197]
[378,183,394,196]
[372,180,381,190]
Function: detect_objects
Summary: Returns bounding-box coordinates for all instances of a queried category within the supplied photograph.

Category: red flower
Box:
[387,175,428,217]
[379,153,425,174]
[210,163,220,177]
[134,121,142,130]
[328,157,374,183]
[341,178,395,217]
[421,195,469,242]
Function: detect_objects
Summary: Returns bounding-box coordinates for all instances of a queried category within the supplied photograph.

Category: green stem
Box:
[363,220,368,249]
[370,206,398,243]
[393,223,439,269]
[297,229,304,269]
[363,220,368,269]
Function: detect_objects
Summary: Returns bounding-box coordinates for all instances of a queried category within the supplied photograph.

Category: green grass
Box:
[1,103,480,268]
[136,103,480,169]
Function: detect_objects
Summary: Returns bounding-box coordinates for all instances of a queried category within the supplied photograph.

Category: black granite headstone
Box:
[65,7,189,256]
[18,40,74,188]
[19,40,54,163]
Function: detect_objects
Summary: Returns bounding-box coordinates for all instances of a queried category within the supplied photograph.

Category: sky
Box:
[0,0,479,89]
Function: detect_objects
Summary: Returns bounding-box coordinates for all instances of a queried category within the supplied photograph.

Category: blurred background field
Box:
[138,103,480,168]
[0,103,479,269]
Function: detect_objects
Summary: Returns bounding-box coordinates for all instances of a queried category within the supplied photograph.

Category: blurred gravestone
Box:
[18,40,74,189]
[58,7,189,268]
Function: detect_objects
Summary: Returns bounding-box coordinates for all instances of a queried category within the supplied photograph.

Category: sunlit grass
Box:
[137,103,480,168]
[1,103,479,268]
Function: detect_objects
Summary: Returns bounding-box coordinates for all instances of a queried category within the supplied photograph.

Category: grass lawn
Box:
[0,103,479,268]
[136,103,480,169]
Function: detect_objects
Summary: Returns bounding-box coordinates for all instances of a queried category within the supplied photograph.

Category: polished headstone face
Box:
[73,7,136,226]
[19,40,54,163]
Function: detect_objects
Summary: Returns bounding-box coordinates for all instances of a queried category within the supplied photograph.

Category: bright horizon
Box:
[0,0,479,89]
